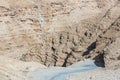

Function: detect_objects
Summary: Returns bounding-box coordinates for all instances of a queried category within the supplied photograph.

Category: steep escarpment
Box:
[0,0,120,80]
[0,0,119,69]
[21,0,120,67]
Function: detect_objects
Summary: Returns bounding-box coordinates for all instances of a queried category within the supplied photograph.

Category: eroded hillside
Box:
[0,0,119,68]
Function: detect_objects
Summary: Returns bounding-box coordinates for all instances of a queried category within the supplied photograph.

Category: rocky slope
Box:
[20,0,120,67]
[0,0,119,75]
[0,55,46,80]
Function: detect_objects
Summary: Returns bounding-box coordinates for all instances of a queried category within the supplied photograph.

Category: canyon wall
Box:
[0,0,120,68]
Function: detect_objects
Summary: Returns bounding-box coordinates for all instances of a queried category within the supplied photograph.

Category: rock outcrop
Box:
[89,15,120,69]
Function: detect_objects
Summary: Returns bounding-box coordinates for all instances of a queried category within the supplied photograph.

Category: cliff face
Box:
[0,0,120,68]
